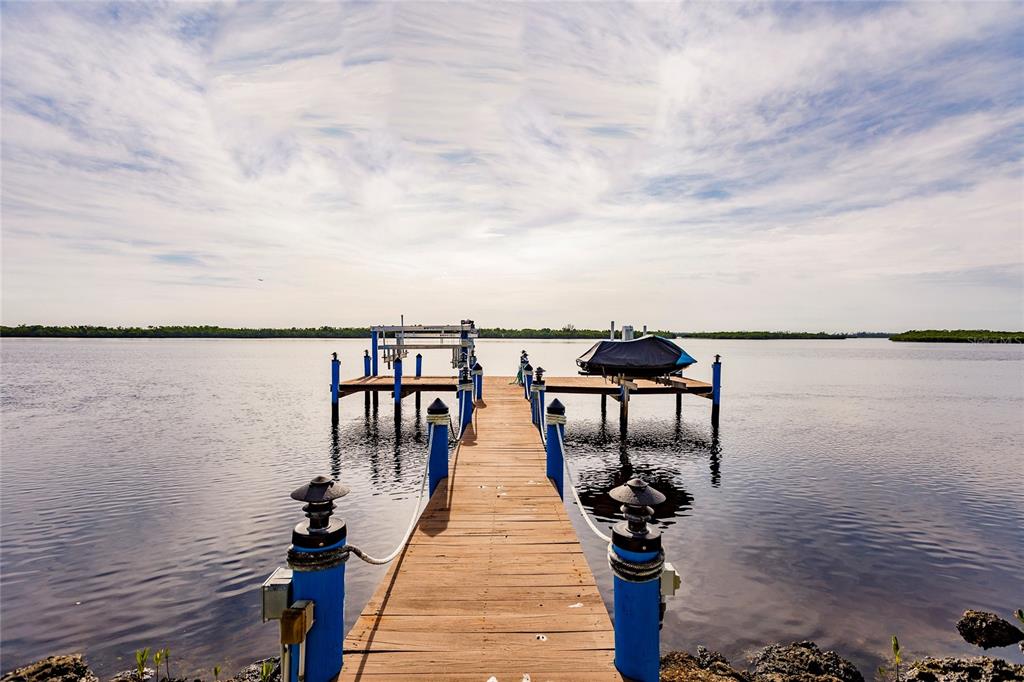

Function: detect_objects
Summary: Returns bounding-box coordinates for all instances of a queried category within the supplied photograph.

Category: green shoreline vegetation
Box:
[0,325,1018,342]
[889,329,1024,343]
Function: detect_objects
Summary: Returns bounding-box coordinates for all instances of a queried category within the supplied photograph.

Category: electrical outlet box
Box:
[661,562,681,598]
[261,567,292,622]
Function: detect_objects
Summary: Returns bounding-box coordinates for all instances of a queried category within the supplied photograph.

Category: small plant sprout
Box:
[1015,609,1023,627]
[892,635,902,682]
[213,664,221,681]
[162,648,171,680]
[153,650,164,681]
[259,660,274,682]
[135,648,150,680]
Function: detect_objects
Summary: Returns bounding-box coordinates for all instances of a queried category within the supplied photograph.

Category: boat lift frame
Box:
[371,319,478,374]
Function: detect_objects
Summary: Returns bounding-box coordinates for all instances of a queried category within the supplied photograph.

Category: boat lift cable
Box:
[344,422,461,565]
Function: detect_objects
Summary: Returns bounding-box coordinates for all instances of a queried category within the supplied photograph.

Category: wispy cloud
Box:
[2,1,1022,329]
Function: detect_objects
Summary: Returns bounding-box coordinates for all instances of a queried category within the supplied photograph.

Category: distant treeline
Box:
[889,329,1024,343]
[478,326,674,339]
[675,331,882,340]
[0,325,372,338]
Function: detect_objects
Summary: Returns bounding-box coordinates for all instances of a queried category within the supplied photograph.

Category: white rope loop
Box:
[342,420,438,565]
[426,412,449,425]
[545,413,567,425]
[556,424,614,544]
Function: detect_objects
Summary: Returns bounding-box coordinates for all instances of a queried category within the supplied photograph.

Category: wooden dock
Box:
[339,377,624,681]
[339,374,713,398]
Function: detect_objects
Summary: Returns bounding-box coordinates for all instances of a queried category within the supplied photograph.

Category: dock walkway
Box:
[340,377,622,681]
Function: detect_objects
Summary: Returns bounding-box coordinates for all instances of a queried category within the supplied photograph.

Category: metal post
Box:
[426,399,450,495]
[675,392,682,417]
[523,363,533,400]
[458,368,473,432]
[393,357,403,406]
[610,321,615,340]
[472,362,483,401]
[371,330,379,376]
[415,353,422,379]
[545,399,566,499]
[601,393,607,417]
[608,478,667,682]
[286,476,349,682]
[711,354,722,426]
[330,353,340,424]
[363,351,370,378]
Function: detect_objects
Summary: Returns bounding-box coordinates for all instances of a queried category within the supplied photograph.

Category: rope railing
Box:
[556,424,614,544]
[344,419,462,565]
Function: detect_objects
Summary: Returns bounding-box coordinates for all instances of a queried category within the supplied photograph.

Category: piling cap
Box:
[331,352,338,360]
[609,477,665,508]
[524,363,533,372]
[291,475,349,503]
[546,398,565,415]
[473,361,483,371]
[427,397,449,414]
[364,349,369,356]
[534,366,545,380]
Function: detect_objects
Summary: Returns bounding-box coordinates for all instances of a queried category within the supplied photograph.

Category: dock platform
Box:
[339,377,624,681]
[339,374,713,398]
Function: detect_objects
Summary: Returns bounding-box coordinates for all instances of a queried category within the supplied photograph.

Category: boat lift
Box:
[370,319,478,375]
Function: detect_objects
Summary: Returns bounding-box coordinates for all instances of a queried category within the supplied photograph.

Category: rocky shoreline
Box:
[4,610,1022,682]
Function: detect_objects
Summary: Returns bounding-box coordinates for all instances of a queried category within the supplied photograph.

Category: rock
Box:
[661,647,750,681]
[957,610,1024,649]
[227,657,280,682]
[750,641,864,682]
[0,654,99,682]
[904,656,1024,681]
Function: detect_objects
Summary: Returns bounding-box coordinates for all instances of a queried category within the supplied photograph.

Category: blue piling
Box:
[545,399,566,499]
[458,369,474,433]
[472,362,483,401]
[330,353,340,423]
[286,476,349,682]
[711,354,722,426]
[363,350,370,378]
[415,353,422,378]
[426,398,450,495]
[523,363,533,400]
[393,358,403,406]
[608,478,668,682]
[531,367,545,426]
[370,331,379,376]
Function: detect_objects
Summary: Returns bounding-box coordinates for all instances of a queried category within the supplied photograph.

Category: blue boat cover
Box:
[576,336,697,377]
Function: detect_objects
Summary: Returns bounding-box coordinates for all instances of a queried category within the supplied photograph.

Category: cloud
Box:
[2,1,1022,329]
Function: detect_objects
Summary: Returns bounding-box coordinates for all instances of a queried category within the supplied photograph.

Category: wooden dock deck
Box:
[339,373,712,398]
[339,377,623,681]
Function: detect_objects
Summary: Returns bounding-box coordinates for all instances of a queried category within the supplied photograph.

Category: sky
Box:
[1,1,1022,331]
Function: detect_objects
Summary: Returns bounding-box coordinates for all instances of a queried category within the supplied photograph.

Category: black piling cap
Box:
[547,398,565,415]
[459,366,471,381]
[427,398,449,414]
[534,366,545,380]
[714,354,721,363]
[290,475,348,547]
[524,363,533,372]
[416,353,422,358]
[331,352,338,360]
[291,475,349,504]
[473,362,483,371]
[609,478,666,508]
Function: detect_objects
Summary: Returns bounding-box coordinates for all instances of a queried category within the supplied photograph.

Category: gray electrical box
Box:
[261,567,293,622]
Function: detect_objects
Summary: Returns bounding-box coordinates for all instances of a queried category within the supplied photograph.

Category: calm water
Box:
[1,338,1022,677]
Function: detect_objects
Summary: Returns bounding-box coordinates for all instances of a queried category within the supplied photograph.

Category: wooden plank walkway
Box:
[339,377,623,681]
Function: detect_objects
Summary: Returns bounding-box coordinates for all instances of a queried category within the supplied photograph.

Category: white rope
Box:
[556,426,614,544]
[343,423,437,565]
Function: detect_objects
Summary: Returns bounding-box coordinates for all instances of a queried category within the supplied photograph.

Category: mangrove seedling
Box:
[135,648,150,680]
[259,660,274,682]
[1015,609,1023,627]
[213,664,221,681]
[161,648,171,680]
[153,649,164,681]
[892,635,902,682]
